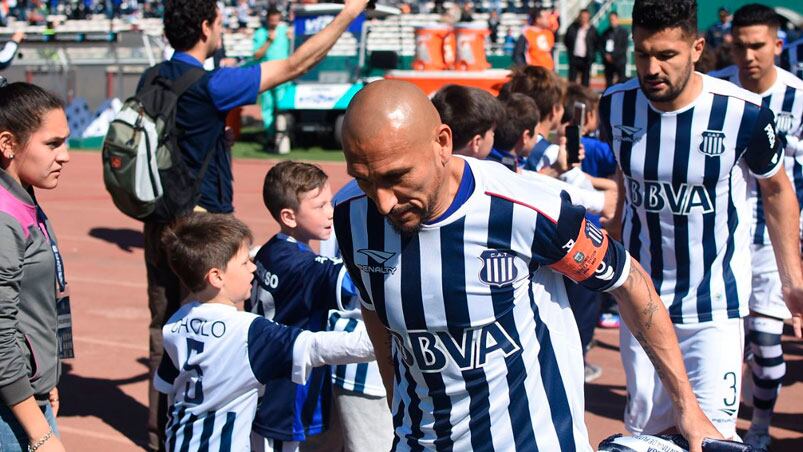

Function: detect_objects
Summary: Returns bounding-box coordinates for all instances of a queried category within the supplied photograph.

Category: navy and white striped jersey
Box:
[781,37,803,80]
[246,234,356,441]
[334,157,631,451]
[710,65,803,246]
[154,302,301,451]
[600,74,784,324]
[321,179,387,397]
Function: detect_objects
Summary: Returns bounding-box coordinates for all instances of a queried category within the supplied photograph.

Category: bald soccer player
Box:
[332,80,721,452]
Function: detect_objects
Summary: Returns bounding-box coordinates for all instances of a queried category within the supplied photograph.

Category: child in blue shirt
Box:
[246,161,359,451]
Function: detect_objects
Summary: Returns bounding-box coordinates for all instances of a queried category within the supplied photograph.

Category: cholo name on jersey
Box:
[626,176,714,215]
[389,321,522,373]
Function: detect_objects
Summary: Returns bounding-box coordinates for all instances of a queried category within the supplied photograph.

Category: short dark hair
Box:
[263,161,329,223]
[431,85,504,151]
[609,11,618,19]
[0,82,64,147]
[266,7,281,17]
[528,7,544,25]
[632,0,697,38]
[564,83,599,123]
[493,93,539,153]
[163,0,218,51]
[162,213,253,293]
[504,65,566,122]
[732,4,781,30]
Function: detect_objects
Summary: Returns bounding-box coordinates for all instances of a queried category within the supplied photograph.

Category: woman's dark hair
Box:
[632,0,697,39]
[163,0,218,52]
[0,80,64,146]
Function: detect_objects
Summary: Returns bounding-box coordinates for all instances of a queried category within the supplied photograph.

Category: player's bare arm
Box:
[259,0,368,91]
[361,306,395,408]
[758,169,803,336]
[604,168,626,240]
[610,258,723,452]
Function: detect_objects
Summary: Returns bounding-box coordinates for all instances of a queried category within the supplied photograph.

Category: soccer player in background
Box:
[600,0,803,440]
[335,79,721,452]
[709,4,803,450]
[154,213,374,451]
[780,35,803,80]
[247,161,367,451]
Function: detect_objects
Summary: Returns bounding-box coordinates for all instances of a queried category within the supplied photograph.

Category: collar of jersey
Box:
[421,156,482,230]
[172,51,205,68]
[275,232,311,252]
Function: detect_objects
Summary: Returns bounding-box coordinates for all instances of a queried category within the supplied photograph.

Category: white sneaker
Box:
[744,428,771,452]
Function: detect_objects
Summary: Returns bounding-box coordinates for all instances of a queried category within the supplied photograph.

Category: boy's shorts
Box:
[749,244,791,319]
[619,317,744,439]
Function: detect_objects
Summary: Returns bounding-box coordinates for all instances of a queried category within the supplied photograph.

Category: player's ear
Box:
[206,267,225,290]
[279,207,297,229]
[691,35,705,64]
[436,123,453,165]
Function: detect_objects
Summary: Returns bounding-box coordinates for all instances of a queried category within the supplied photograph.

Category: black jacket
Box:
[600,25,629,64]
[564,22,597,59]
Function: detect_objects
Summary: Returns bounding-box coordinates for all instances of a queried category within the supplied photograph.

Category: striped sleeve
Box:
[532,191,630,292]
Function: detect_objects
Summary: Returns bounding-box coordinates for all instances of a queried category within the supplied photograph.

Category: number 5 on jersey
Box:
[184,338,205,404]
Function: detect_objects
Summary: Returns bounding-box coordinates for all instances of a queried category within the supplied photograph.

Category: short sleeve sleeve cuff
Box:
[208,65,262,112]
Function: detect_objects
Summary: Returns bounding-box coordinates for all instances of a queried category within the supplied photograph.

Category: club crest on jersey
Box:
[613,125,643,143]
[775,112,795,135]
[356,249,397,275]
[478,250,518,287]
[699,130,726,157]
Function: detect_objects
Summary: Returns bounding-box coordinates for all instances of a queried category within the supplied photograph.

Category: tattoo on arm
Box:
[635,331,667,382]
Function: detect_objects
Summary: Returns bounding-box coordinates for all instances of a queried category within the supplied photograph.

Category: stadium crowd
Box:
[2,0,803,452]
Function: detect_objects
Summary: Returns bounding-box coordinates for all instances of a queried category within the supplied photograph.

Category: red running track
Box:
[38,151,803,451]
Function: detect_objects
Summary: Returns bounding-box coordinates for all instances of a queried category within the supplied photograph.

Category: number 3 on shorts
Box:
[183,338,205,404]
[722,371,737,407]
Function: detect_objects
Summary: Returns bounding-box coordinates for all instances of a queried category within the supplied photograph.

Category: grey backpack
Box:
[102,65,213,223]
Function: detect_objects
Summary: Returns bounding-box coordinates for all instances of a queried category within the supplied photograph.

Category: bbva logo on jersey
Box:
[627,177,714,215]
[390,321,521,373]
[698,130,726,157]
[478,250,519,287]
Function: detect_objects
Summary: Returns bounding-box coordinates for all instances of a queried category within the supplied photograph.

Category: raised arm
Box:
[258,0,368,91]
[610,258,721,452]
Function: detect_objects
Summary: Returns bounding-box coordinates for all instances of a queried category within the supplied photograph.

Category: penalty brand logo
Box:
[357,249,397,275]
[613,125,643,143]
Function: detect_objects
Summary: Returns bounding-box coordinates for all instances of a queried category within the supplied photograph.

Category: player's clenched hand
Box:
[782,286,803,337]
[674,405,722,452]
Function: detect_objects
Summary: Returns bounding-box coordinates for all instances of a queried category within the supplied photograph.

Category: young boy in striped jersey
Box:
[601,0,803,441]
[246,161,365,452]
[153,213,374,451]
[710,4,803,450]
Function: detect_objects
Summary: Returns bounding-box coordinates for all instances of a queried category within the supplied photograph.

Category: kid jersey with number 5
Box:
[154,302,302,451]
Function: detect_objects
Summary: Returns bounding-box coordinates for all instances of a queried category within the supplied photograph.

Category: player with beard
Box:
[600,0,803,440]
[333,79,723,452]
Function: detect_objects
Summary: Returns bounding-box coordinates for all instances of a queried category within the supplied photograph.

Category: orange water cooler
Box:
[455,22,490,71]
[413,24,456,70]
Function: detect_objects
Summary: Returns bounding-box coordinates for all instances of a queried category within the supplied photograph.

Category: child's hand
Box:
[553,136,570,174]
